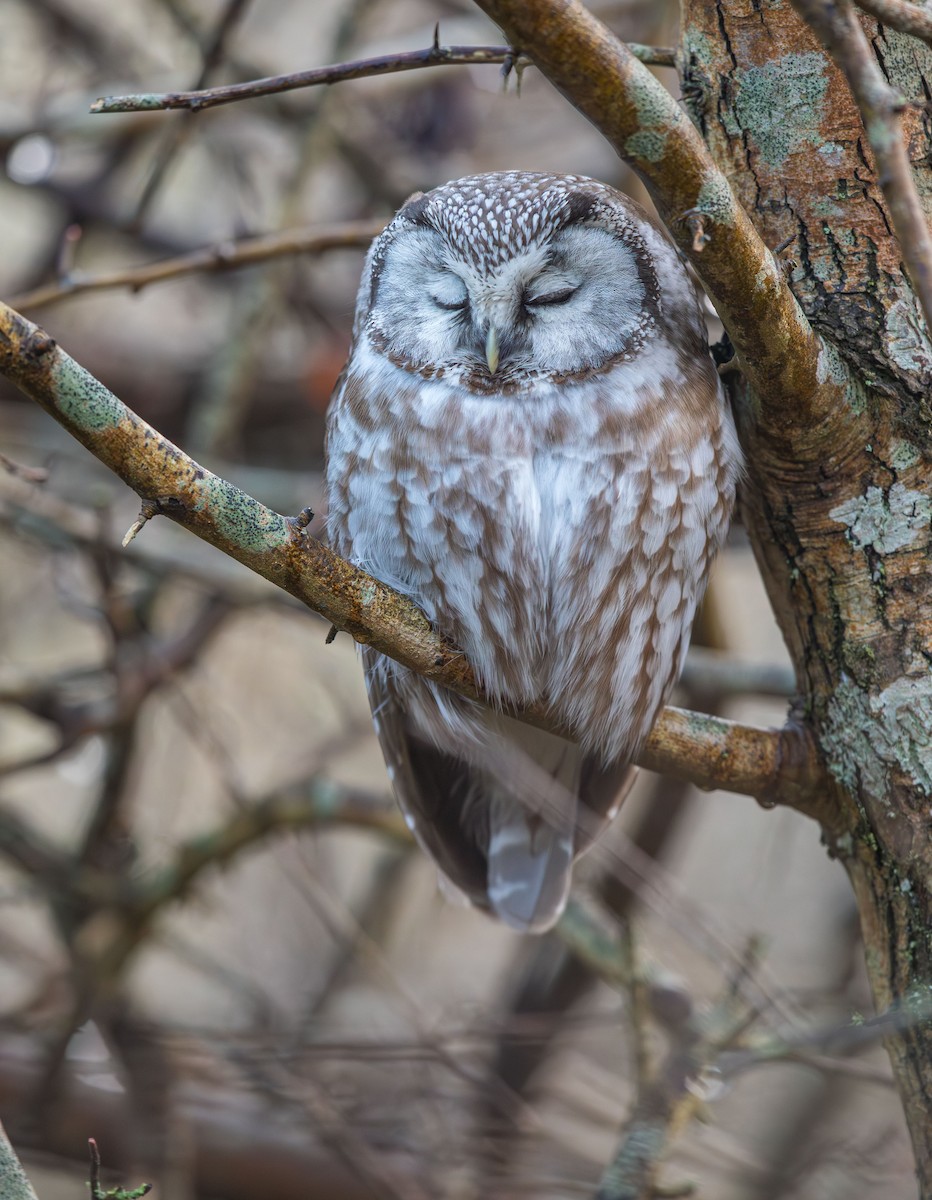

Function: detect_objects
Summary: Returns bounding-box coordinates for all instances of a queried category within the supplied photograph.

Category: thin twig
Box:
[595,944,763,1200]
[130,781,408,925]
[0,452,48,482]
[88,1137,152,1199]
[10,218,384,311]
[132,0,252,222]
[89,40,676,115]
[792,0,932,332]
[92,44,533,113]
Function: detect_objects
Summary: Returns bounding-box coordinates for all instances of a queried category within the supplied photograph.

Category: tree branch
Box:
[9,219,385,311]
[130,782,409,925]
[132,0,252,223]
[0,300,821,809]
[792,0,932,333]
[470,0,856,445]
[89,40,677,114]
[853,0,932,44]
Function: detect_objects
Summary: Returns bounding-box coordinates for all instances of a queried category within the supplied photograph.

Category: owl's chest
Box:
[336,376,620,582]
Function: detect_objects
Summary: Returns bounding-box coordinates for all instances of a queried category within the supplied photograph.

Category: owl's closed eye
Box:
[326,171,741,931]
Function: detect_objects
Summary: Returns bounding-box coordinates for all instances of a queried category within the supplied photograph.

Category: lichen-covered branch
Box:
[854,0,932,44]
[792,0,932,334]
[9,219,385,311]
[637,708,817,811]
[471,0,848,444]
[0,300,820,808]
[0,1122,40,1200]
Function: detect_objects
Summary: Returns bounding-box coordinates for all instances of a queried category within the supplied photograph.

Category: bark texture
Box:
[682,0,932,1185]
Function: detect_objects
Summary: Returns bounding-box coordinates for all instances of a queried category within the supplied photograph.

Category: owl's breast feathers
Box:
[324,171,741,931]
[327,332,738,764]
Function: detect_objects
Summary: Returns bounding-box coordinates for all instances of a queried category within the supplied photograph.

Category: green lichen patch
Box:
[830,482,932,555]
[823,676,932,798]
[884,297,932,376]
[695,174,735,227]
[51,353,123,432]
[735,53,828,168]
[816,340,849,387]
[889,439,922,472]
[623,72,685,163]
[624,129,666,162]
[817,141,845,167]
[207,475,289,552]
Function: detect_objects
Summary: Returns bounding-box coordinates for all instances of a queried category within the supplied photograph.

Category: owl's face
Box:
[362,173,664,390]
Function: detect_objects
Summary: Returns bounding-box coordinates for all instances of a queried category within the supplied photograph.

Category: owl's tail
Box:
[473,720,583,932]
[486,791,574,931]
[364,654,635,932]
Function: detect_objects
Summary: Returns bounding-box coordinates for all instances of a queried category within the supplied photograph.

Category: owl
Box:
[326,172,741,932]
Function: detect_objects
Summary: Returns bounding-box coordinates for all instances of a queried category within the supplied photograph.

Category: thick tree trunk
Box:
[682,0,932,1185]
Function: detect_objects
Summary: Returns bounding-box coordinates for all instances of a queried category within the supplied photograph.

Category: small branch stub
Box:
[122,498,162,547]
[680,208,711,253]
[287,506,315,541]
[88,1138,152,1200]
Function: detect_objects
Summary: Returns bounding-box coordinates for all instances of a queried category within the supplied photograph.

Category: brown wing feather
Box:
[363,648,489,907]
[362,652,637,925]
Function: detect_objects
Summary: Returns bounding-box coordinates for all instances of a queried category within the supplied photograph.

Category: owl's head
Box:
[360,172,689,391]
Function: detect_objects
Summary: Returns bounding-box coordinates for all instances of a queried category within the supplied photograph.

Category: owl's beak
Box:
[485,324,500,374]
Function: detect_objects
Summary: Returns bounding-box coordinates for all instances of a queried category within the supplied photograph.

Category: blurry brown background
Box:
[0,1,917,1197]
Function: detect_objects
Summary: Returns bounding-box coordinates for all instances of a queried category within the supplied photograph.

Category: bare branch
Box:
[0,452,48,482]
[132,0,253,222]
[9,219,385,311]
[91,44,533,113]
[89,40,678,115]
[792,0,932,332]
[853,0,932,43]
[64,782,408,991]
[131,782,408,925]
[595,941,761,1199]
[471,0,858,446]
[0,300,822,808]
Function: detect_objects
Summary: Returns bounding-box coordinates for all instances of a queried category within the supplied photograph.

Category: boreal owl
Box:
[326,172,741,932]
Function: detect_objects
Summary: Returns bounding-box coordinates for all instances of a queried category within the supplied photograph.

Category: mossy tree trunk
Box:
[683,0,932,1184]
